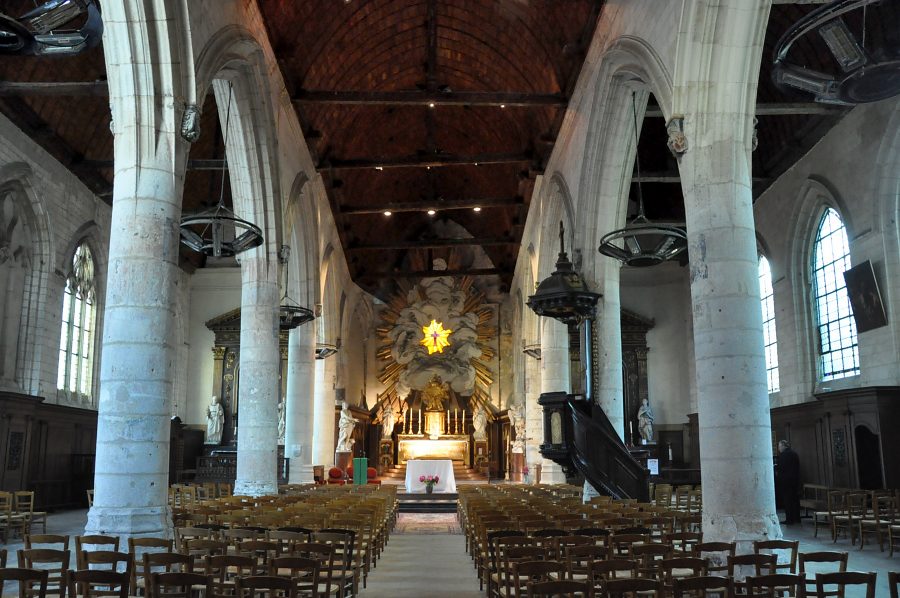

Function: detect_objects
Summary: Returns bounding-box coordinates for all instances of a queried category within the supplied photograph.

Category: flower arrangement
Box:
[419,474,440,493]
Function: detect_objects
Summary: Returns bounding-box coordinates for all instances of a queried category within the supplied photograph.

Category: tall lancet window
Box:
[57,242,97,400]
[812,208,859,380]
[758,255,779,393]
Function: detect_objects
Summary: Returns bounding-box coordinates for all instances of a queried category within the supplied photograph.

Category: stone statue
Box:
[277,399,285,443]
[205,395,224,445]
[637,398,654,443]
[0,189,31,387]
[509,402,526,453]
[421,375,449,411]
[472,406,487,441]
[336,400,358,452]
[381,405,395,439]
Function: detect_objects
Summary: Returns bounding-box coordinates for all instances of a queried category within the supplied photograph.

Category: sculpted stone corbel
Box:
[666,117,688,158]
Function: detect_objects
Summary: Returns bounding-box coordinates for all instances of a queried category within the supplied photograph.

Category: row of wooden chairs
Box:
[0,491,47,541]
[810,487,900,554]
[0,566,323,598]
[9,530,360,598]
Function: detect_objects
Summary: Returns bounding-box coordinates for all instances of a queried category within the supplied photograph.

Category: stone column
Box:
[312,356,336,467]
[285,323,316,483]
[592,262,625,441]
[233,254,280,497]
[673,0,777,546]
[85,0,188,539]
[539,317,570,484]
[523,353,542,476]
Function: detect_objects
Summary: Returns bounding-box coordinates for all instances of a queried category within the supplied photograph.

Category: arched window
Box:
[812,208,859,380]
[758,255,779,393]
[57,242,97,399]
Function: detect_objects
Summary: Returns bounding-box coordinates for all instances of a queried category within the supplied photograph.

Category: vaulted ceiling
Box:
[0,0,853,291]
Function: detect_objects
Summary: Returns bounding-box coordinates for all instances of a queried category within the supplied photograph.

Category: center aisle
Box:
[360,513,483,597]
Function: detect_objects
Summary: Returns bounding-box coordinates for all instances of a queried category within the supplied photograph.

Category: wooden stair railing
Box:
[538,392,649,501]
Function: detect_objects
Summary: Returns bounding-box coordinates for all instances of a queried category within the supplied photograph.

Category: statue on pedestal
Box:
[508,402,526,453]
[336,400,358,452]
[472,406,487,440]
[637,398,654,443]
[381,405,396,439]
[277,399,286,443]
[205,395,224,445]
[421,375,449,410]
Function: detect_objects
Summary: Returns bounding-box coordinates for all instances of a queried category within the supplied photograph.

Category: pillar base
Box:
[233,480,278,497]
[539,459,567,485]
[85,505,172,539]
[703,512,782,549]
[289,463,316,484]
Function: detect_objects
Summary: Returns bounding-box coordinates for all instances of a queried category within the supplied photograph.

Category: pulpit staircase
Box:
[539,392,650,501]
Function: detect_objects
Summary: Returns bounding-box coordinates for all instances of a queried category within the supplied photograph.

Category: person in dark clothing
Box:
[776,440,801,524]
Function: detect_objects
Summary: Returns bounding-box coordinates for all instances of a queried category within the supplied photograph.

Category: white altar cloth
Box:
[404,459,457,493]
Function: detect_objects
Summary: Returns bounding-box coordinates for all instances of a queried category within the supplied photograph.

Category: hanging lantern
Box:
[0,0,102,56]
[276,245,315,330]
[179,82,265,258]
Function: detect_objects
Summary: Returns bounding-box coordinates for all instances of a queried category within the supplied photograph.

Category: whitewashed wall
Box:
[0,112,110,407]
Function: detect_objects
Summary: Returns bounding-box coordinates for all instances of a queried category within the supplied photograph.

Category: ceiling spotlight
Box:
[426,166,431,170]
[375,166,384,171]
[383,211,392,216]
[427,209,436,216]
[473,207,482,212]
[428,102,436,108]
[500,104,506,109]
[474,162,479,166]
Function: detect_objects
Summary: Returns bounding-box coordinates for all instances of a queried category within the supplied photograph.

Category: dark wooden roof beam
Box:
[0,80,109,96]
[358,268,511,279]
[341,196,523,214]
[321,152,531,171]
[349,237,518,250]
[293,90,567,107]
[644,103,847,118]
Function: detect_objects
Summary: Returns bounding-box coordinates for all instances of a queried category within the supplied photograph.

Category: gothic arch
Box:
[0,166,50,394]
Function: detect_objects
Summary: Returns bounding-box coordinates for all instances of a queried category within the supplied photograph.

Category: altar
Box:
[397,434,469,465]
[405,459,457,493]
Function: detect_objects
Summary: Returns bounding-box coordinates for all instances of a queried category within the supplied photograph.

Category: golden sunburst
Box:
[420,319,452,354]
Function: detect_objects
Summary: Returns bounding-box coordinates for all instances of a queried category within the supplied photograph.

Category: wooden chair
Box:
[632,543,673,578]
[692,541,736,576]
[205,554,258,598]
[832,491,866,545]
[889,571,899,598]
[526,579,593,597]
[603,577,664,597]
[290,542,335,598]
[235,575,297,598]
[746,573,806,598]
[498,547,548,598]
[128,537,174,595]
[815,572,876,598]
[148,572,212,598]
[664,531,701,554]
[608,533,649,559]
[563,546,606,583]
[17,548,69,598]
[727,553,775,595]
[586,559,638,591]
[66,570,129,598]
[74,535,120,569]
[798,551,847,598]
[658,557,707,593]
[512,561,565,598]
[753,539,799,574]
[140,552,193,596]
[14,491,48,534]
[672,575,735,597]
[0,491,29,542]
[313,532,353,598]
[1,568,49,598]
[1,547,6,567]
[267,556,319,597]
[858,493,895,551]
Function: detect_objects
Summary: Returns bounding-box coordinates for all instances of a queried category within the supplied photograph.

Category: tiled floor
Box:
[3,509,899,597]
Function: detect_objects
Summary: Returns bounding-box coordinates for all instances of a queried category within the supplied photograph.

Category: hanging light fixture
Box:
[277,245,314,330]
[526,221,600,326]
[180,83,264,258]
[773,0,900,105]
[598,93,687,267]
[0,0,102,56]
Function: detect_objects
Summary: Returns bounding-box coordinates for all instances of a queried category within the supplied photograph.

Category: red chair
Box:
[367,467,382,485]
[326,468,345,485]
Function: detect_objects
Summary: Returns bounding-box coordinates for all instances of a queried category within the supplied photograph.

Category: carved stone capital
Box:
[212,346,226,359]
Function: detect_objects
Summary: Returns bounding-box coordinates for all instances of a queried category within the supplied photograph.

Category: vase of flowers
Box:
[420,474,439,494]
[522,465,531,484]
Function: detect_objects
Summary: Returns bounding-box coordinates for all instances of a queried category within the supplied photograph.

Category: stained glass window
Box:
[812,208,859,380]
[57,243,97,399]
[758,255,779,393]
